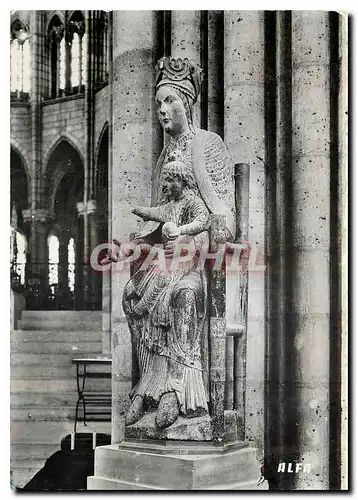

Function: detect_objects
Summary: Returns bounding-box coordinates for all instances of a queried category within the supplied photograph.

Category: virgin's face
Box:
[155,86,189,137]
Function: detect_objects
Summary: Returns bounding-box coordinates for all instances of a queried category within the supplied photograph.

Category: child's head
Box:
[161,159,196,200]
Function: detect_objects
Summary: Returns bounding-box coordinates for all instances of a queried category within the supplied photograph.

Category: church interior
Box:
[10,10,346,491]
[10,10,111,488]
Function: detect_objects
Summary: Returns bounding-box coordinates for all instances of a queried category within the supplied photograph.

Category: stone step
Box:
[11,353,91,366]
[12,365,79,380]
[11,378,111,393]
[11,391,79,407]
[11,443,61,460]
[11,420,111,489]
[11,340,102,354]
[11,420,111,443]
[11,330,101,342]
[22,310,102,322]
[11,405,76,421]
[11,420,75,444]
[11,460,47,489]
[11,405,111,422]
[12,363,110,379]
[18,319,102,331]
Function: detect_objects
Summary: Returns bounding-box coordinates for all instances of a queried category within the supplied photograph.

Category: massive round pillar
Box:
[290,11,331,489]
[207,11,224,137]
[110,10,162,443]
[224,10,266,450]
[171,11,202,126]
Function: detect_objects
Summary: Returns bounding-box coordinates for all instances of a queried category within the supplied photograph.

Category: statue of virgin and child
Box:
[107,57,236,435]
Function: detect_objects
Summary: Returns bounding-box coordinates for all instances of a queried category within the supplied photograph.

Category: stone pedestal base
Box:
[87,439,267,490]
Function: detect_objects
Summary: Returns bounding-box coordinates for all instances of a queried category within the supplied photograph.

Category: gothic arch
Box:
[46,11,65,32]
[10,15,30,33]
[44,137,84,212]
[68,10,86,22]
[10,142,30,183]
[11,146,30,226]
[44,133,84,173]
[95,121,109,164]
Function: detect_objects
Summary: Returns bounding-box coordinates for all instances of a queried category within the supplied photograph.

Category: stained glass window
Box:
[10,36,30,94]
[59,37,66,90]
[71,33,80,88]
[48,234,59,292]
[68,238,75,292]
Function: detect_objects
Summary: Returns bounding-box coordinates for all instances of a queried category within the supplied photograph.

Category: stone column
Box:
[101,11,113,356]
[64,12,71,94]
[266,11,333,491]
[290,11,331,489]
[76,202,87,309]
[111,10,162,443]
[77,200,99,310]
[23,209,53,308]
[224,11,265,450]
[75,209,84,310]
[87,200,100,309]
[338,13,348,491]
[171,11,202,127]
[82,11,96,310]
[207,11,224,137]
[28,11,47,293]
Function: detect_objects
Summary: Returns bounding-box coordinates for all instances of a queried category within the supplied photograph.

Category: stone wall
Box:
[111,10,162,443]
[42,96,86,167]
[10,104,32,173]
[224,11,266,453]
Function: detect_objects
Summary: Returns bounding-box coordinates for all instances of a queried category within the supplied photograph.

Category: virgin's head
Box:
[155,85,194,138]
[155,57,202,137]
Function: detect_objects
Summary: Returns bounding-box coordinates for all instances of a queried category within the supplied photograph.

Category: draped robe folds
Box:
[122,128,235,420]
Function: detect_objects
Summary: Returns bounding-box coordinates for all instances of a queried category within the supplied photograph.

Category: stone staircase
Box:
[10,311,111,489]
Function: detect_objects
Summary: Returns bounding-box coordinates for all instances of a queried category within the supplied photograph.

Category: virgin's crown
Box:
[155,57,203,103]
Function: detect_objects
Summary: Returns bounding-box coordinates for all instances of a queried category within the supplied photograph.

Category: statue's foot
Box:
[155,392,179,430]
[125,395,144,426]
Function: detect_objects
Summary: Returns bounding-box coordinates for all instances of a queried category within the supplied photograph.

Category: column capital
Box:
[22,209,55,223]
[77,199,97,216]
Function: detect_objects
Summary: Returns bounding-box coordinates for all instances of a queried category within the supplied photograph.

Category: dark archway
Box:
[46,139,84,309]
[10,147,29,227]
[10,147,29,290]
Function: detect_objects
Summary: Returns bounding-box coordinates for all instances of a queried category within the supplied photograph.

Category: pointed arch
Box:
[47,14,64,98]
[46,11,65,33]
[68,10,86,23]
[10,18,30,37]
[10,142,30,183]
[95,121,109,164]
[10,18,31,95]
[44,136,84,213]
[43,133,84,173]
[11,146,30,235]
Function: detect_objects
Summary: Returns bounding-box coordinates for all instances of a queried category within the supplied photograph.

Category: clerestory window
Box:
[10,20,31,99]
[68,11,86,92]
[48,15,64,98]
